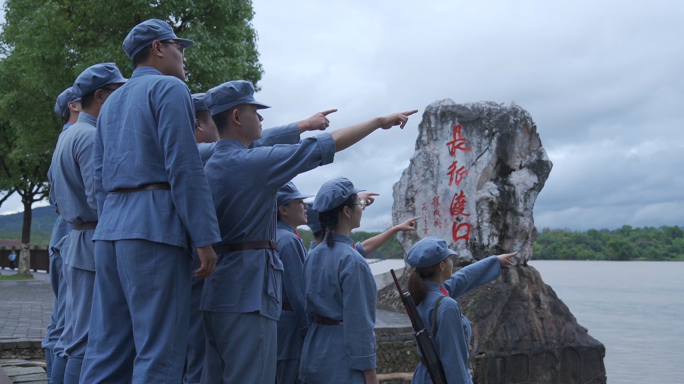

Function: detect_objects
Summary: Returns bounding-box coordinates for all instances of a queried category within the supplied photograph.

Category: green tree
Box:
[0,0,263,275]
[604,237,637,260]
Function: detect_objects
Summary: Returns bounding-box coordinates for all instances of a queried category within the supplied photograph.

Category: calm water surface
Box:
[528,261,684,384]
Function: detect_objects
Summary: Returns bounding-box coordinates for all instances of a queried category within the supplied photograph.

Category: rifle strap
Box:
[430,295,445,338]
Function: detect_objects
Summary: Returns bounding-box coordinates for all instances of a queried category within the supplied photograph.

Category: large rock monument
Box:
[380,100,607,383]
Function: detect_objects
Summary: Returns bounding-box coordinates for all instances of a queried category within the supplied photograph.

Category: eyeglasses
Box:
[161,40,186,56]
[355,200,368,211]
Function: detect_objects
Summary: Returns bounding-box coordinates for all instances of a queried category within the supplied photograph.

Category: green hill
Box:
[0,206,57,246]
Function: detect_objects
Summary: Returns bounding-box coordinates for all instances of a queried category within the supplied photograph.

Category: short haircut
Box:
[132,44,153,70]
[196,110,213,125]
[61,107,70,125]
[211,108,237,136]
[79,91,96,110]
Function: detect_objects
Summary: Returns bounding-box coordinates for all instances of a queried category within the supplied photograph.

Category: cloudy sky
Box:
[1,0,683,232]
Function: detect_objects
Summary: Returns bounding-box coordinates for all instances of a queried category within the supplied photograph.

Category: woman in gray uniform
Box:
[301,177,379,384]
[406,237,516,384]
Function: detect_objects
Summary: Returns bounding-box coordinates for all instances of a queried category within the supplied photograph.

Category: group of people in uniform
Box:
[41,17,517,384]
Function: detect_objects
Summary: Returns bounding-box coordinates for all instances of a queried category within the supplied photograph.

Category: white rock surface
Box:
[392,100,552,264]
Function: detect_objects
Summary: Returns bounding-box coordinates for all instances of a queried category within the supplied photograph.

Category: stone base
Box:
[375,326,419,374]
[0,340,44,360]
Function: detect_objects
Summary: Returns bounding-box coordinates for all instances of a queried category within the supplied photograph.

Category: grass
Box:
[0,274,33,280]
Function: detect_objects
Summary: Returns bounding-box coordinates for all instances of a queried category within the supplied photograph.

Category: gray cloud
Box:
[2,0,682,234]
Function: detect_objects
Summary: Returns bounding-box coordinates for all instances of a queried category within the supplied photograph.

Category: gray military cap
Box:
[204,80,270,116]
[72,63,127,98]
[123,19,195,59]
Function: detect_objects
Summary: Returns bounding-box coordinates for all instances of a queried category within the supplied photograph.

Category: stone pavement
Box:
[0,279,52,341]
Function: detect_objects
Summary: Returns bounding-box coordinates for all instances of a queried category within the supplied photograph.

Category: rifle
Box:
[391,269,448,384]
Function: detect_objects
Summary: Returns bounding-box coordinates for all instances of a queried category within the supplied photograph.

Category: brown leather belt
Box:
[282,302,294,312]
[314,315,343,326]
[73,222,97,230]
[110,182,171,193]
[213,240,278,254]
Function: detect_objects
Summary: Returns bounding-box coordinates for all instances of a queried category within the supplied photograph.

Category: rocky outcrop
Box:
[392,100,551,264]
[378,100,606,383]
[462,266,606,384]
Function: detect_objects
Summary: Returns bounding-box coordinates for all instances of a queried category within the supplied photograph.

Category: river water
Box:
[529,261,684,384]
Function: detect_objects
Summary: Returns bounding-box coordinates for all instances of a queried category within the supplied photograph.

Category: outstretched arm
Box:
[361,217,419,255]
[330,110,418,152]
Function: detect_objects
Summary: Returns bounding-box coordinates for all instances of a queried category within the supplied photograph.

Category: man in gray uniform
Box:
[49,63,127,384]
[43,87,80,381]
[80,19,221,384]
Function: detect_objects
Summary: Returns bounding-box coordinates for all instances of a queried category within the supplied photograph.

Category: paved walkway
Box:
[0,279,52,341]
[0,269,407,343]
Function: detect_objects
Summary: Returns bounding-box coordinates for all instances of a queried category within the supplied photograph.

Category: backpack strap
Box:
[430,295,445,338]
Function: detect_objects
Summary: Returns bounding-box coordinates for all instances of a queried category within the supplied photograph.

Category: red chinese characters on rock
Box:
[446,124,472,156]
[445,124,472,243]
[421,202,429,236]
[447,161,468,187]
[450,191,470,217]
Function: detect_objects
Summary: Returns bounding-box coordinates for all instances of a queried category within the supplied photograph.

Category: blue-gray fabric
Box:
[44,349,53,380]
[277,182,312,208]
[63,356,83,384]
[43,123,74,363]
[61,264,95,383]
[276,221,308,362]
[72,63,126,98]
[183,255,205,384]
[202,311,277,383]
[79,241,135,384]
[51,239,71,363]
[80,239,191,382]
[54,88,80,116]
[48,111,101,384]
[51,354,67,384]
[192,93,208,112]
[411,256,501,384]
[406,236,458,269]
[201,133,335,319]
[49,112,99,270]
[312,177,364,212]
[123,19,194,58]
[300,232,377,383]
[309,239,367,258]
[305,202,321,233]
[196,123,301,165]
[92,66,220,249]
[200,133,334,382]
[204,80,270,116]
[183,124,302,383]
[277,359,302,384]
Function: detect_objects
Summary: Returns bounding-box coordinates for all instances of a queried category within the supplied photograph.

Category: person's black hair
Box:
[79,91,96,110]
[407,263,442,306]
[312,230,323,238]
[131,44,153,70]
[61,107,70,125]
[318,193,357,248]
[212,108,235,136]
[196,110,213,125]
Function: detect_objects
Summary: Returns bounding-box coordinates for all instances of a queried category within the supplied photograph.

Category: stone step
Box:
[378,372,413,383]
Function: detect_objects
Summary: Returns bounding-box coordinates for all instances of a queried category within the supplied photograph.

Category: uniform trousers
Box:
[201,311,277,384]
[80,239,191,384]
[43,250,67,381]
[62,265,95,384]
[183,254,206,384]
[51,355,67,384]
[277,359,302,384]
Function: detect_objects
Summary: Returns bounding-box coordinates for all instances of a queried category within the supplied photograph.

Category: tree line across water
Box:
[534,225,684,261]
[2,216,683,261]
